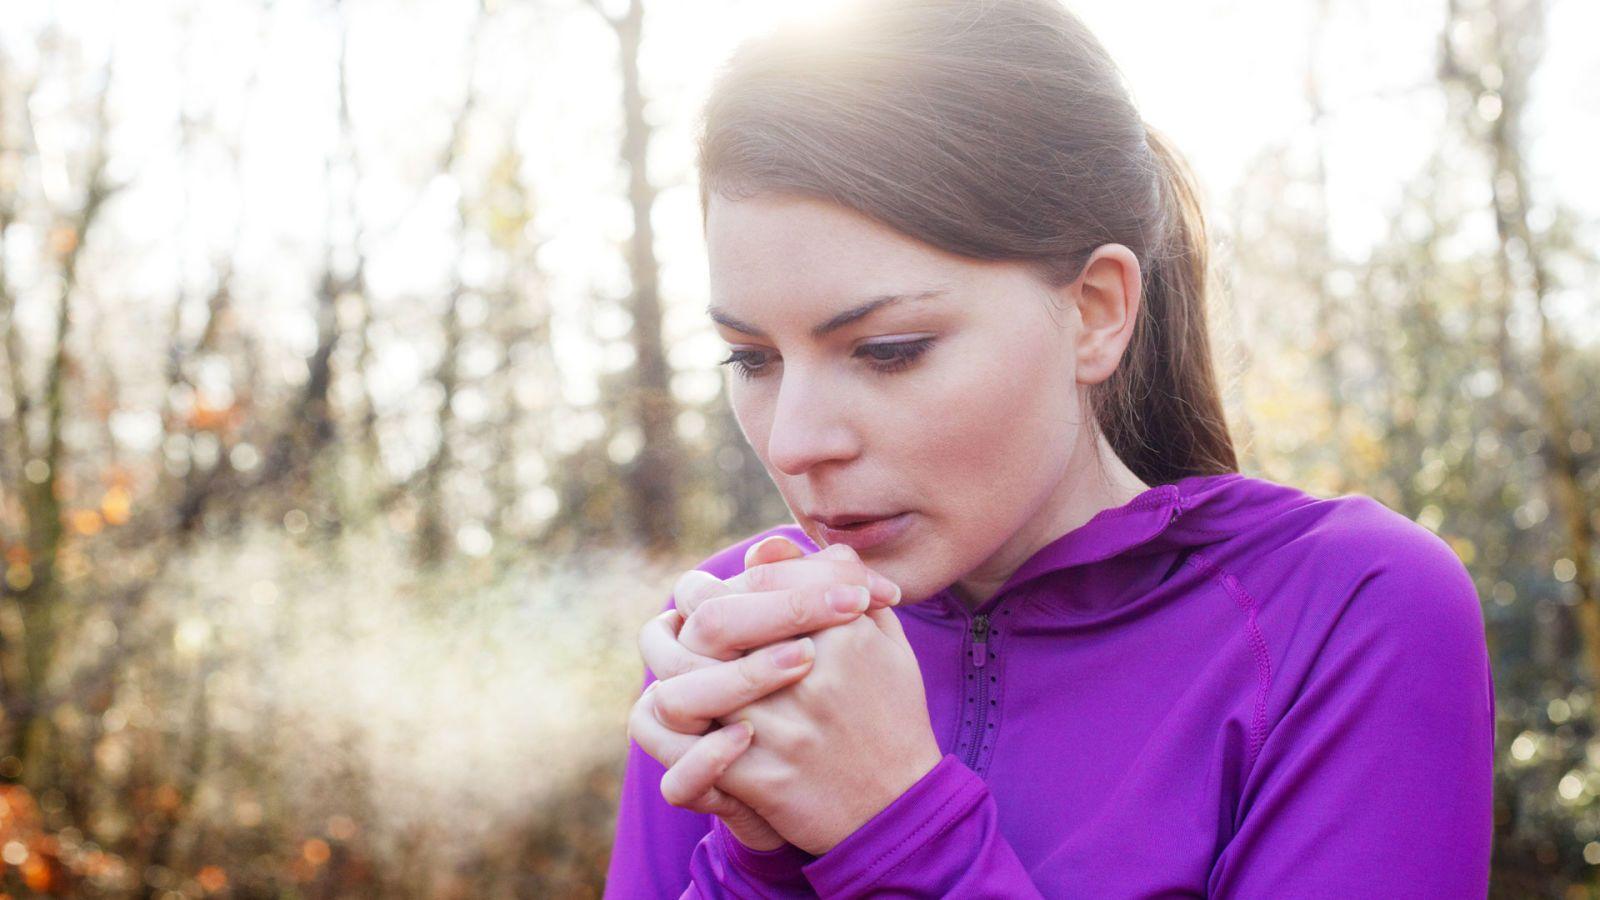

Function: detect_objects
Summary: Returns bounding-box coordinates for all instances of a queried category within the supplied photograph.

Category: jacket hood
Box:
[910,471,1326,621]
[1003,472,1323,585]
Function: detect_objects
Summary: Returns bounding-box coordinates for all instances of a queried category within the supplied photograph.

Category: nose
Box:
[765,368,860,476]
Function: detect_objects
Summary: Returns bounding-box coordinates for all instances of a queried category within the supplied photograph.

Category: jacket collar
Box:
[777,471,1319,620]
[913,471,1319,619]
[993,475,1203,597]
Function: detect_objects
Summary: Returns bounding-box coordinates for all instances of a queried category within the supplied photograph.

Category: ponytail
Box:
[1088,125,1239,485]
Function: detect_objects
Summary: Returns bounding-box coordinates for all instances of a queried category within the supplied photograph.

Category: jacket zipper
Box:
[964,612,992,770]
[954,496,1183,771]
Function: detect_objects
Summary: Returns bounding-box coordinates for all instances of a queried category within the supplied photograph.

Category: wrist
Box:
[727,822,786,853]
[814,742,943,855]
[715,819,816,880]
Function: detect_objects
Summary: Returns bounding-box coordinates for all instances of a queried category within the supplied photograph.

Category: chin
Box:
[865,558,930,605]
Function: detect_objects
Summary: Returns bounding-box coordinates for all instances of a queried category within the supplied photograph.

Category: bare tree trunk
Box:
[0,56,38,750]
[591,0,682,556]
[412,2,489,567]
[416,288,463,566]
[6,64,119,783]
[326,3,382,527]
[1447,0,1600,699]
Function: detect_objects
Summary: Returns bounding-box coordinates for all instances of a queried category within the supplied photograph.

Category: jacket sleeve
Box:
[688,753,1045,898]
[1206,532,1496,898]
[795,754,1044,898]
[602,659,717,898]
[683,821,818,897]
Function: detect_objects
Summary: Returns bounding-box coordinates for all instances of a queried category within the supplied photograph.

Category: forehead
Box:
[705,194,969,306]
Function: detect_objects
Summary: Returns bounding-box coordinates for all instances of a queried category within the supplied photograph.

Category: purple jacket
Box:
[604,472,1496,898]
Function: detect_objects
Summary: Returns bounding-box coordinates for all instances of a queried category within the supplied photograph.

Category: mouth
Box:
[813,512,913,551]
[816,512,902,529]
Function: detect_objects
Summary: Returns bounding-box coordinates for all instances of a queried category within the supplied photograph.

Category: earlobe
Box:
[1072,244,1142,386]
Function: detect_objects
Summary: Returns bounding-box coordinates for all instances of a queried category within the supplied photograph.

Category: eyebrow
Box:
[707,289,948,340]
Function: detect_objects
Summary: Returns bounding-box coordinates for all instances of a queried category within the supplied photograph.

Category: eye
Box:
[716,338,935,381]
[856,338,934,373]
[717,349,773,381]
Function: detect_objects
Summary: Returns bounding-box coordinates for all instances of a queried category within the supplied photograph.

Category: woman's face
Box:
[705,193,1133,605]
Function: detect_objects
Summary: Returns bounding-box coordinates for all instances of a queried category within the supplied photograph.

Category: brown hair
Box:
[697,0,1238,486]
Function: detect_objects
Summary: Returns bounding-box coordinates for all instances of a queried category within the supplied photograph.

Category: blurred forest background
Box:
[0,0,1595,896]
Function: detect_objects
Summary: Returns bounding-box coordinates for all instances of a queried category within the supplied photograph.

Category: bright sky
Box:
[3,0,1596,433]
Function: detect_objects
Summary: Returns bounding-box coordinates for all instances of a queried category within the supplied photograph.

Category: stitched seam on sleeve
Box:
[1185,551,1274,767]
[718,823,808,882]
[826,773,985,897]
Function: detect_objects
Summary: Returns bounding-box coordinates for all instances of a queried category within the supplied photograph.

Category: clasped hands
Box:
[629,536,943,856]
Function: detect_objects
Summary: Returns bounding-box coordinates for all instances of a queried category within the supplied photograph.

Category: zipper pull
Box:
[970,614,990,669]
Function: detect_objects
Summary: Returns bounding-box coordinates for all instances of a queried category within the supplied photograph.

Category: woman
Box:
[606,0,1495,896]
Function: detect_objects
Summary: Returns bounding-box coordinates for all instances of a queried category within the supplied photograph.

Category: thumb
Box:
[744,534,806,571]
[700,789,788,852]
[816,541,858,561]
[865,604,908,643]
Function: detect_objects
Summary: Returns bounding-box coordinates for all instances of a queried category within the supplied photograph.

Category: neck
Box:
[948,429,1149,611]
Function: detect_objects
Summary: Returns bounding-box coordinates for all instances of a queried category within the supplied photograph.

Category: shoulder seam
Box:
[1184,550,1273,768]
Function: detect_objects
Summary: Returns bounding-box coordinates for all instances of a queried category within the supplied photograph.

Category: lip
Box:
[816,512,912,552]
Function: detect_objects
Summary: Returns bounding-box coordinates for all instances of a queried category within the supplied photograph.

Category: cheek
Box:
[727,387,772,454]
[915,342,1077,503]
[929,340,1071,447]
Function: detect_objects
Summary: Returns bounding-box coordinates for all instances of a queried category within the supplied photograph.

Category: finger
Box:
[674,569,733,618]
[631,711,780,845]
[680,583,871,659]
[693,786,785,851]
[659,721,755,809]
[650,638,815,733]
[629,687,701,766]
[817,541,855,559]
[640,608,717,682]
[820,543,905,609]
[865,603,908,642]
[726,553,901,608]
[744,535,806,571]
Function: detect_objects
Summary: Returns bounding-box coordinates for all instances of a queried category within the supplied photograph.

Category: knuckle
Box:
[675,570,728,616]
[659,772,691,808]
[786,588,814,629]
[694,788,730,819]
[745,562,773,593]
[651,686,690,729]
[657,651,696,681]
[845,560,873,587]
[787,714,823,751]
[710,734,739,771]
[643,609,680,644]
[628,697,657,745]
[736,654,769,697]
[791,667,828,705]
[687,601,727,648]
[626,701,644,741]
[673,569,708,601]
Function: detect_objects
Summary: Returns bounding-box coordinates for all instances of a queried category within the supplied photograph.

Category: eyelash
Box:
[717,339,935,381]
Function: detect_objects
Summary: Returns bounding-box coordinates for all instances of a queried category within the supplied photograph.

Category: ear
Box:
[1064,244,1142,386]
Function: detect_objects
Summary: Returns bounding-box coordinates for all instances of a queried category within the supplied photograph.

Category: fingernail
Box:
[769,638,814,669]
[734,720,755,743]
[828,585,869,613]
[745,538,775,567]
[868,572,902,605]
